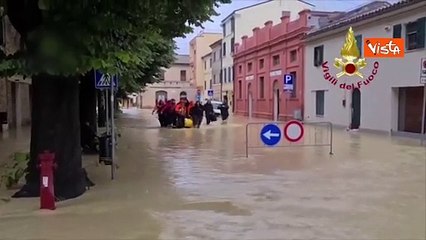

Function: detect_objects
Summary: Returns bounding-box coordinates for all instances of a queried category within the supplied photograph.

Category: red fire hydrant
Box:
[38,151,56,210]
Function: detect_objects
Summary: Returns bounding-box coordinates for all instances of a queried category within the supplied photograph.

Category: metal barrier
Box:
[245,121,333,157]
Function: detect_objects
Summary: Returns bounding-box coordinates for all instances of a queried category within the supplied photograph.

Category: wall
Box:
[189,33,222,90]
[304,3,426,132]
[234,10,310,120]
[202,54,212,97]
[211,43,222,100]
[222,0,313,106]
[164,64,190,82]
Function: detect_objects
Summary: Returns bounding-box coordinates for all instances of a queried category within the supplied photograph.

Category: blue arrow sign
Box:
[207,89,214,97]
[260,124,282,146]
[95,70,118,90]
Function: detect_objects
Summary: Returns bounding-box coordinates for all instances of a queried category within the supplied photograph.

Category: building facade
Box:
[0,15,31,131]
[221,0,314,110]
[210,39,222,100]
[234,10,316,120]
[304,0,426,136]
[189,32,222,92]
[201,52,212,99]
[140,55,196,108]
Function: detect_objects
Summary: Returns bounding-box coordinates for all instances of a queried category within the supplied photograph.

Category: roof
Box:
[220,0,315,24]
[173,54,190,65]
[307,0,424,39]
[209,39,222,48]
[201,52,212,59]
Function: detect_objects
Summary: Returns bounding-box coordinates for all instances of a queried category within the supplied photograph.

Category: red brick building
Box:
[233,9,319,120]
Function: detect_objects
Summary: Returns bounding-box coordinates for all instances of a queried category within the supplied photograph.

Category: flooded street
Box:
[0,108,425,240]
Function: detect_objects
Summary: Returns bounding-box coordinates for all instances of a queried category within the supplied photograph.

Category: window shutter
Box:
[416,17,425,49]
[355,35,362,57]
[393,24,402,38]
[319,46,324,65]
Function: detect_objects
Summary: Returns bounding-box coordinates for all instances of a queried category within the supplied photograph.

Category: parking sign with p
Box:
[283,74,294,92]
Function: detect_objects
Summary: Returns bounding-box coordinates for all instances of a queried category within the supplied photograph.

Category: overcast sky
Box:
[175,0,401,54]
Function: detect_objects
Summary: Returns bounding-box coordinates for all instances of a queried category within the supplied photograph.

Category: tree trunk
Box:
[97,90,106,127]
[13,75,90,200]
[80,72,97,150]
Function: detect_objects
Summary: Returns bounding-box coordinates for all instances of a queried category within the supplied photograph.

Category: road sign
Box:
[283,74,294,91]
[95,70,118,89]
[260,124,282,146]
[284,120,304,142]
[207,89,214,97]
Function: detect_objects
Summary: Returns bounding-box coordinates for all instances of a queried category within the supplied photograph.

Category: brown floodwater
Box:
[0,108,425,240]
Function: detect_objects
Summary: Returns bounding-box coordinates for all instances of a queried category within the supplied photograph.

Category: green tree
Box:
[0,0,229,200]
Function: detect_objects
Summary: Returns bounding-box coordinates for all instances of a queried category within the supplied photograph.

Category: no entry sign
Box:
[284,120,304,142]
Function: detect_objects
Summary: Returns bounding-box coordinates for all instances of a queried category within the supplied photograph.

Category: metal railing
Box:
[245,121,333,157]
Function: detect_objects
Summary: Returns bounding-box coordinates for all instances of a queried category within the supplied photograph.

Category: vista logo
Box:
[364,38,404,58]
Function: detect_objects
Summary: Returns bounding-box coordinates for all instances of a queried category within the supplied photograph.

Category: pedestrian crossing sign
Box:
[95,70,118,89]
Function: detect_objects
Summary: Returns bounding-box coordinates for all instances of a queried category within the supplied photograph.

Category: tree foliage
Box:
[0,0,230,91]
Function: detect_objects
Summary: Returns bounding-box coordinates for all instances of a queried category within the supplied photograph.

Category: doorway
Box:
[351,88,361,129]
[273,80,279,121]
[155,90,167,104]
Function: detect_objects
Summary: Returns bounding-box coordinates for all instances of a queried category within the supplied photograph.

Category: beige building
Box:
[201,52,212,99]
[140,55,197,108]
[189,32,222,93]
[0,15,31,131]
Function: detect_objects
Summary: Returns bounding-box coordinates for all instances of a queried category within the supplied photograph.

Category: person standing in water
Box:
[190,101,204,128]
[203,99,214,125]
[218,96,229,124]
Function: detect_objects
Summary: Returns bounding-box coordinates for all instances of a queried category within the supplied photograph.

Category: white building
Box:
[304,0,426,137]
[220,0,314,109]
[140,55,196,108]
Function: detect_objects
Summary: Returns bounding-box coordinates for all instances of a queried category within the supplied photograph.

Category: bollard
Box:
[38,151,56,210]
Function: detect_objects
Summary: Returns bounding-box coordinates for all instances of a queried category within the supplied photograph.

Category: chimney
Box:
[298,9,311,26]
[281,11,291,23]
[264,20,273,27]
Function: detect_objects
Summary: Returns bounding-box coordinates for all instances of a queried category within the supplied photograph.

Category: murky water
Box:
[0,108,425,240]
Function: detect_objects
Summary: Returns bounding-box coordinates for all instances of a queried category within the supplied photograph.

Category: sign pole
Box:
[421,84,426,145]
[110,76,116,180]
[105,90,110,134]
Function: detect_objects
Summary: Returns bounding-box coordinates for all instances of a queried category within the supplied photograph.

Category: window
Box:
[290,50,297,62]
[180,70,186,81]
[314,45,324,67]
[259,77,265,98]
[223,68,227,83]
[238,80,242,98]
[228,67,232,82]
[220,69,223,83]
[238,65,242,73]
[231,17,235,32]
[231,37,235,53]
[223,42,226,56]
[223,25,226,36]
[393,24,402,38]
[213,74,216,84]
[213,52,216,62]
[204,60,207,70]
[272,55,280,65]
[204,81,206,90]
[405,17,425,50]
[209,79,212,89]
[315,90,325,116]
[290,71,296,97]
[247,62,253,72]
[259,59,264,69]
[209,58,212,67]
[355,34,362,57]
